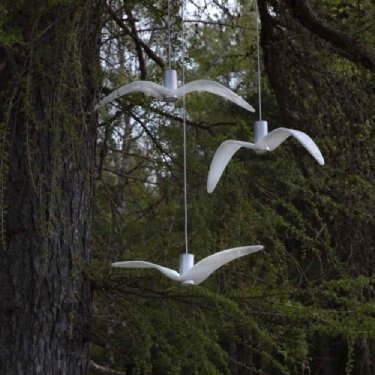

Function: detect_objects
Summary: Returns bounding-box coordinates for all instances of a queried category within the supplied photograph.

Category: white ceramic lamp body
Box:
[112,245,263,286]
[179,253,195,285]
[95,70,255,113]
[254,120,268,144]
[207,120,325,193]
[163,69,178,101]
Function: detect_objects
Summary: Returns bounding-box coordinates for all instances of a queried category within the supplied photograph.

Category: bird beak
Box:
[254,147,269,154]
[181,280,195,286]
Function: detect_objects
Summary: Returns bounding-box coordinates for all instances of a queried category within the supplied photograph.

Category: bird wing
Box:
[182,245,263,285]
[177,80,255,112]
[207,140,256,193]
[95,81,172,110]
[112,261,181,281]
[256,127,291,150]
[256,128,324,165]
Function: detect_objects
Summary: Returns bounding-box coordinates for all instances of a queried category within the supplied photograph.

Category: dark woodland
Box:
[0,0,374,374]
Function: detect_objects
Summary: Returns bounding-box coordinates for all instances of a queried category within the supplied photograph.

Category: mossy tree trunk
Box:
[0,1,101,373]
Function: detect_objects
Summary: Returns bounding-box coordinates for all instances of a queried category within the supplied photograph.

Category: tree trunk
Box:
[0,1,101,373]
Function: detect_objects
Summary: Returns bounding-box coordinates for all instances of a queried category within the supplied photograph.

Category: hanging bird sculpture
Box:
[112,245,263,286]
[207,120,325,193]
[95,69,255,112]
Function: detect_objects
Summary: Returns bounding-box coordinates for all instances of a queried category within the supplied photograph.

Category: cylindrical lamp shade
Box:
[179,253,194,276]
[162,69,179,102]
[254,120,268,143]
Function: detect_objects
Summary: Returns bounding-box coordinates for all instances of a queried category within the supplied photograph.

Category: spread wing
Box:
[182,245,263,285]
[112,261,181,281]
[95,81,172,110]
[207,140,256,193]
[257,128,325,165]
[177,80,255,112]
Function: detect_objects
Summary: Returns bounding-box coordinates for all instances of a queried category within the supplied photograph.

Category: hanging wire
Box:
[255,0,262,121]
[181,0,188,254]
[167,0,172,69]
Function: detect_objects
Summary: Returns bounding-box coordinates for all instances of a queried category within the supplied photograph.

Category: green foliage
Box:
[90,0,375,373]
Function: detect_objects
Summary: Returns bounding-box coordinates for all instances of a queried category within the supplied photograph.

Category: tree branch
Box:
[286,0,375,72]
[129,109,181,177]
[151,106,237,134]
[123,7,147,79]
[106,4,165,69]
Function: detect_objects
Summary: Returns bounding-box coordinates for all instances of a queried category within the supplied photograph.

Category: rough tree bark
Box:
[0,1,102,373]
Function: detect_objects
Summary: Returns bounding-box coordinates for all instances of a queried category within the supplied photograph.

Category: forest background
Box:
[0,0,374,374]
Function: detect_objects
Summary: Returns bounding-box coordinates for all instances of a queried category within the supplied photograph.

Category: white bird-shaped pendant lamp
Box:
[207,120,325,193]
[207,2,325,194]
[111,4,263,287]
[112,245,263,286]
[95,69,255,113]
